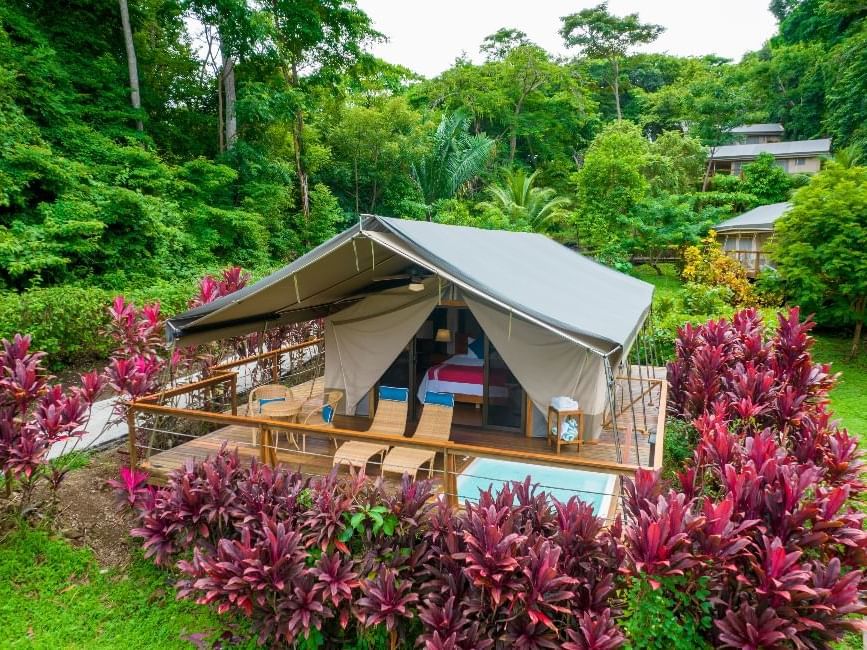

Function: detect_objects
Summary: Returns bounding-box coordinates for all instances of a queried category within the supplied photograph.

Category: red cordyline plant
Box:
[622,307,867,648]
[0,334,100,517]
[121,448,628,648]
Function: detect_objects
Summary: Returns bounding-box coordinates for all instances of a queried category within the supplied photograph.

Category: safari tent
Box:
[165,215,658,460]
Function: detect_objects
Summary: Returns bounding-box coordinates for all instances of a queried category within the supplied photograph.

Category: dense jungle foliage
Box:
[1,0,866,361]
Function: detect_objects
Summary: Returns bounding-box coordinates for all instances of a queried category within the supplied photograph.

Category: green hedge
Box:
[0,280,198,369]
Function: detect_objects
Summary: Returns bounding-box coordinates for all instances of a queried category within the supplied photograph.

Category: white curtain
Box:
[464,296,618,440]
[325,281,439,414]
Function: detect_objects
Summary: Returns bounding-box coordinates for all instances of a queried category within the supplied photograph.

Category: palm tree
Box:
[481,168,571,230]
[412,110,494,218]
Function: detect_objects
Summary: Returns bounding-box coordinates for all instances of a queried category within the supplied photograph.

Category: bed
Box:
[416,353,509,405]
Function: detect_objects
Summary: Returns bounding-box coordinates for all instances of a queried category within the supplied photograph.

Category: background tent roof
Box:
[712,139,831,161]
[715,202,791,232]
[730,123,785,135]
[165,215,654,353]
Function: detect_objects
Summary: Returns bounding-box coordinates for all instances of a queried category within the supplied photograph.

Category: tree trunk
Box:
[288,62,310,219]
[118,0,143,131]
[222,53,237,149]
[292,110,310,219]
[850,296,866,360]
[701,146,716,192]
[611,57,622,121]
[217,69,224,152]
[353,156,360,215]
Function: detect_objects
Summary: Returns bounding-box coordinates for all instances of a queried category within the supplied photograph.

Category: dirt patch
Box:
[53,445,139,568]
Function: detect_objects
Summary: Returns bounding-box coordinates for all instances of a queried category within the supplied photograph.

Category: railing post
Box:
[272,351,280,383]
[444,448,457,509]
[127,404,138,470]
[230,372,238,416]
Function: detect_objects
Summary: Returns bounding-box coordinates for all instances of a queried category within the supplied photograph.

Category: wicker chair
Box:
[332,386,408,471]
[382,392,454,479]
[302,390,343,426]
[297,390,343,453]
[247,384,294,444]
[247,384,294,414]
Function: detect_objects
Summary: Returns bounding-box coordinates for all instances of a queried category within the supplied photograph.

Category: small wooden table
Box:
[259,399,304,458]
[547,406,584,455]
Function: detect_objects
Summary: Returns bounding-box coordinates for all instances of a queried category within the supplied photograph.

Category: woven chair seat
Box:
[381,447,436,478]
[332,441,389,469]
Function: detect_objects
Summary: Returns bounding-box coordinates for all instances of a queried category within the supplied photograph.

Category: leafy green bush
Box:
[754,267,786,307]
[0,287,112,367]
[680,282,733,315]
[662,418,698,481]
[0,279,199,368]
[620,574,713,650]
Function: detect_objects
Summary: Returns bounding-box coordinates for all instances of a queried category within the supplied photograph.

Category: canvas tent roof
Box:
[715,202,791,232]
[165,215,654,355]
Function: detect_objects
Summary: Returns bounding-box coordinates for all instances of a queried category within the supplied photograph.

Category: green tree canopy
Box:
[560,2,663,120]
[573,121,649,249]
[411,110,494,217]
[773,161,867,357]
[479,168,571,231]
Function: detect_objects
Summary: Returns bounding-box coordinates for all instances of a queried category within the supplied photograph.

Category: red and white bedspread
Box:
[416,354,509,403]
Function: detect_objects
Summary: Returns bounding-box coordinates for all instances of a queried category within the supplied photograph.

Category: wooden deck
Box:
[141,365,666,482]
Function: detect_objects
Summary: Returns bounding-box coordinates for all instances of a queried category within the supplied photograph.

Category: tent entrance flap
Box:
[324,280,441,414]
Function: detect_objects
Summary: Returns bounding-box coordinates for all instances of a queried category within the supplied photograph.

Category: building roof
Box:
[165,215,654,354]
[715,202,791,232]
[713,139,831,161]
[730,123,785,135]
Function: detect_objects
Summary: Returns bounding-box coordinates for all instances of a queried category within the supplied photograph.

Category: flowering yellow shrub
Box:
[682,230,755,306]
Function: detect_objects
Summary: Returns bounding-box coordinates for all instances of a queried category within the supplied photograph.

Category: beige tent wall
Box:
[324,281,440,414]
[464,296,630,440]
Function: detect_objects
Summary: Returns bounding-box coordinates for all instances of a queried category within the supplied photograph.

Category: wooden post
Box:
[272,351,280,383]
[230,373,238,416]
[127,405,138,469]
[444,448,458,508]
[259,426,267,464]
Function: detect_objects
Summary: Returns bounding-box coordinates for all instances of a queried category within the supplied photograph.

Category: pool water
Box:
[456,458,616,516]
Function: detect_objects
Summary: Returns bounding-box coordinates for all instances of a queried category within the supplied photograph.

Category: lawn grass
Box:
[813,334,867,438]
[0,526,249,649]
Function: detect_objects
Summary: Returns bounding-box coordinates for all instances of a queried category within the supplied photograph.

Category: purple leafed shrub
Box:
[0,334,98,516]
[125,450,626,648]
[632,307,867,647]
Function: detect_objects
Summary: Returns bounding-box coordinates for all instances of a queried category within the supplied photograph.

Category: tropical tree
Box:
[740,153,796,203]
[479,168,570,231]
[261,0,382,219]
[773,161,867,358]
[411,110,494,218]
[573,120,649,250]
[560,2,663,120]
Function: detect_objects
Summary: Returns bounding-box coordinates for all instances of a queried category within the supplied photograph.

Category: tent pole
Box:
[623,358,641,467]
[603,357,621,464]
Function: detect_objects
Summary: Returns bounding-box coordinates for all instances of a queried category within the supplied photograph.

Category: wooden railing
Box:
[128,400,633,518]
[211,338,324,378]
[723,249,769,277]
[126,337,662,521]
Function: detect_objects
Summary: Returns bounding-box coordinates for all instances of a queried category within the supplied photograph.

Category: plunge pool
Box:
[456,458,616,517]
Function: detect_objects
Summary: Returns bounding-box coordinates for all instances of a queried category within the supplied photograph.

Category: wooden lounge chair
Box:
[332,386,408,471]
[382,392,454,479]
